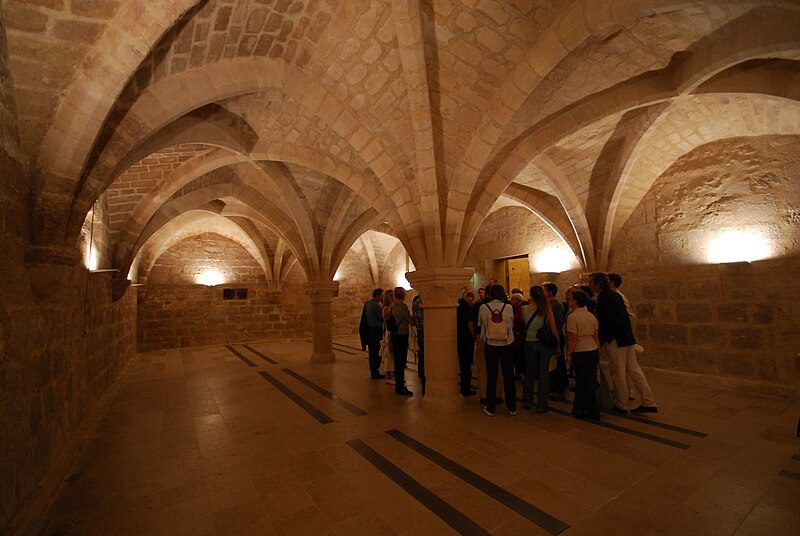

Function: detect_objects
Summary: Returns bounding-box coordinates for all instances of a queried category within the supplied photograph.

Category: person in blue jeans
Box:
[522,285,561,412]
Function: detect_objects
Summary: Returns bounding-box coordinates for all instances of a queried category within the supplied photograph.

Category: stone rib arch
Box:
[114,148,249,270]
[446,0,800,266]
[500,182,584,270]
[36,0,201,185]
[359,235,381,288]
[136,211,268,284]
[55,58,422,266]
[599,93,800,266]
[328,209,384,281]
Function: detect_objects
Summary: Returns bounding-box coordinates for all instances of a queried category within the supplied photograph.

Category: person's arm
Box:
[548,310,561,355]
[566,331,577,366]
[592,326,600,349]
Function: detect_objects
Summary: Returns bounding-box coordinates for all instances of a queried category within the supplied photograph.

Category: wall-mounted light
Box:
[534,246,573,273]
[196,270,225,286]
[706,229,771,264]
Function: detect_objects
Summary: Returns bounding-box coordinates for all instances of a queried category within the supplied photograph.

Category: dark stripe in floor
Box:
[386,429,569,535]
[282,368,367,416]
[257,371,334,424]
[547,407,691,450]
[347,439,491,536]
[225,345,256,367]
[304,339,356,355]
[779,469,800,481]
[555,398,708,438]
[332,342,365,352]
[242,344,278,364]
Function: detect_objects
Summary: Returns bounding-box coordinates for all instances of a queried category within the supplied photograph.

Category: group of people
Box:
[359,287,424,397]
[360,272,657,420]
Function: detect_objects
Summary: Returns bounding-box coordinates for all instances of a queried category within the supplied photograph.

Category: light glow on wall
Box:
[534,246,573,273]
[85,240,99,271]
[196,270,225,286]
[706,229,771,264]
[396,273,411,290]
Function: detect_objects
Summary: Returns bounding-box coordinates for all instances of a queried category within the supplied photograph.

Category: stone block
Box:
[719,353,756,378]
[676,302,711,323]
[689,325,719,346]
[717,303,747,323]
[682,348,717,375]
[730,328,763,349]
[649,324,687,344]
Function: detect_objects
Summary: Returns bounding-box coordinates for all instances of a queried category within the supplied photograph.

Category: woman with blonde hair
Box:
[522,285,561,412]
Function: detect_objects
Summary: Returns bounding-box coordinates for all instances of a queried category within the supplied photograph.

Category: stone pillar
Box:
[406,267,473,412]
[304,280,339,363]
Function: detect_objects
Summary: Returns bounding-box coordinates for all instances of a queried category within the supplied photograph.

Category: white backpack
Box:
[484,303,508,341]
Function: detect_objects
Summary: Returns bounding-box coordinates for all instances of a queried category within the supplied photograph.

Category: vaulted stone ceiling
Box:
[4,0,800,283]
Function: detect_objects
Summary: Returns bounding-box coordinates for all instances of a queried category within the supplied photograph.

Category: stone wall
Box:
[137,283,310,350]
[146,232,267,285]
[0,268,137,533]
[464,206,583,295]
[611,136,800,392]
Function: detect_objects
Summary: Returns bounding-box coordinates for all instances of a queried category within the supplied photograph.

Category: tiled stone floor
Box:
[41,337,800,535]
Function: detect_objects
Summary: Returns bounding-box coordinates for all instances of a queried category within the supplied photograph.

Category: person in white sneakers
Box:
[477,285,517,416]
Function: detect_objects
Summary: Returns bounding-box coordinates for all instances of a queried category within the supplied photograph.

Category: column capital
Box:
[304,280,339,303]
[405,267,473,306]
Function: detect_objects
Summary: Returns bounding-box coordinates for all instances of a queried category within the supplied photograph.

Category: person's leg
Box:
[625,346,656,406]
[457,338,474,394]
[499,345,517,413]
[417,330,425,395]
[535,344,550,411]
[585,349,601,418]
[393,334,409,394]
[475,338,487,399]
[606,341,628,410]
[523,342,536,408]
[368,326,382,377]
[571,353,588,417]
[484,345,499,414]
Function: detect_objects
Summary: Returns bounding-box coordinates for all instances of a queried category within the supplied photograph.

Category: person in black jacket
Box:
[589,273,657,415]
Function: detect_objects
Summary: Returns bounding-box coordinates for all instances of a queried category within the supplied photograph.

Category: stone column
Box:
[406,267,473,412]
[304,280,339,363]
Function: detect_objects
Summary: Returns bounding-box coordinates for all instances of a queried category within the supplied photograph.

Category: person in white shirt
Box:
[565,290,601,420]
[477,285,517,416]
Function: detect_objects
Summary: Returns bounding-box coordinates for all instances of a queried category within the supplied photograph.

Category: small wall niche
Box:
[222,288,248,300]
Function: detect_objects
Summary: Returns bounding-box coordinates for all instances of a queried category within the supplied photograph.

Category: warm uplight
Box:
[85,241,99,271]
[196,270,225,286]
[706,229,771,264]
[534,247,573,273]
[396,272,411,290]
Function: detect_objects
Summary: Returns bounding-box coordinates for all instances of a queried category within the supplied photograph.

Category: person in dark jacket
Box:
[589,273,657,415]
[360,288,385,379]
[457,291,477,396]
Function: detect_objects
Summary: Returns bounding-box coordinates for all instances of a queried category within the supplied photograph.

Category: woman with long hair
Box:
[522,285,561,412]
[380,289,396,385]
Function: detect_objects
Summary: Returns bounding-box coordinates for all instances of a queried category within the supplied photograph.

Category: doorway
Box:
[505,255,529,293]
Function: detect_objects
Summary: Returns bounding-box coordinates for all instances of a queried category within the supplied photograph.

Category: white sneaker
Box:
[634,344,644,353]
[508,410,517,416]
[385,378,395,385]
[483,407,495,417]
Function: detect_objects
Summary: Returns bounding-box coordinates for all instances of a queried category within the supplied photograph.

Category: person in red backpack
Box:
[477,285,517,416]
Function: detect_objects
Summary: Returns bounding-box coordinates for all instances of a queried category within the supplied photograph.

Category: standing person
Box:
[478,285,517,416]
[362,288,385,379]
[388,287,415,396]
[469,284,492,403]
[589,273,657,414]
[544,283,567,400]
[510,292,527,379]
[412,293,425,395]
[522,285,560,412]
[381,289,396,385]
[565,290,601,420]
[457,291,476,396]
[608,272,638,400]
